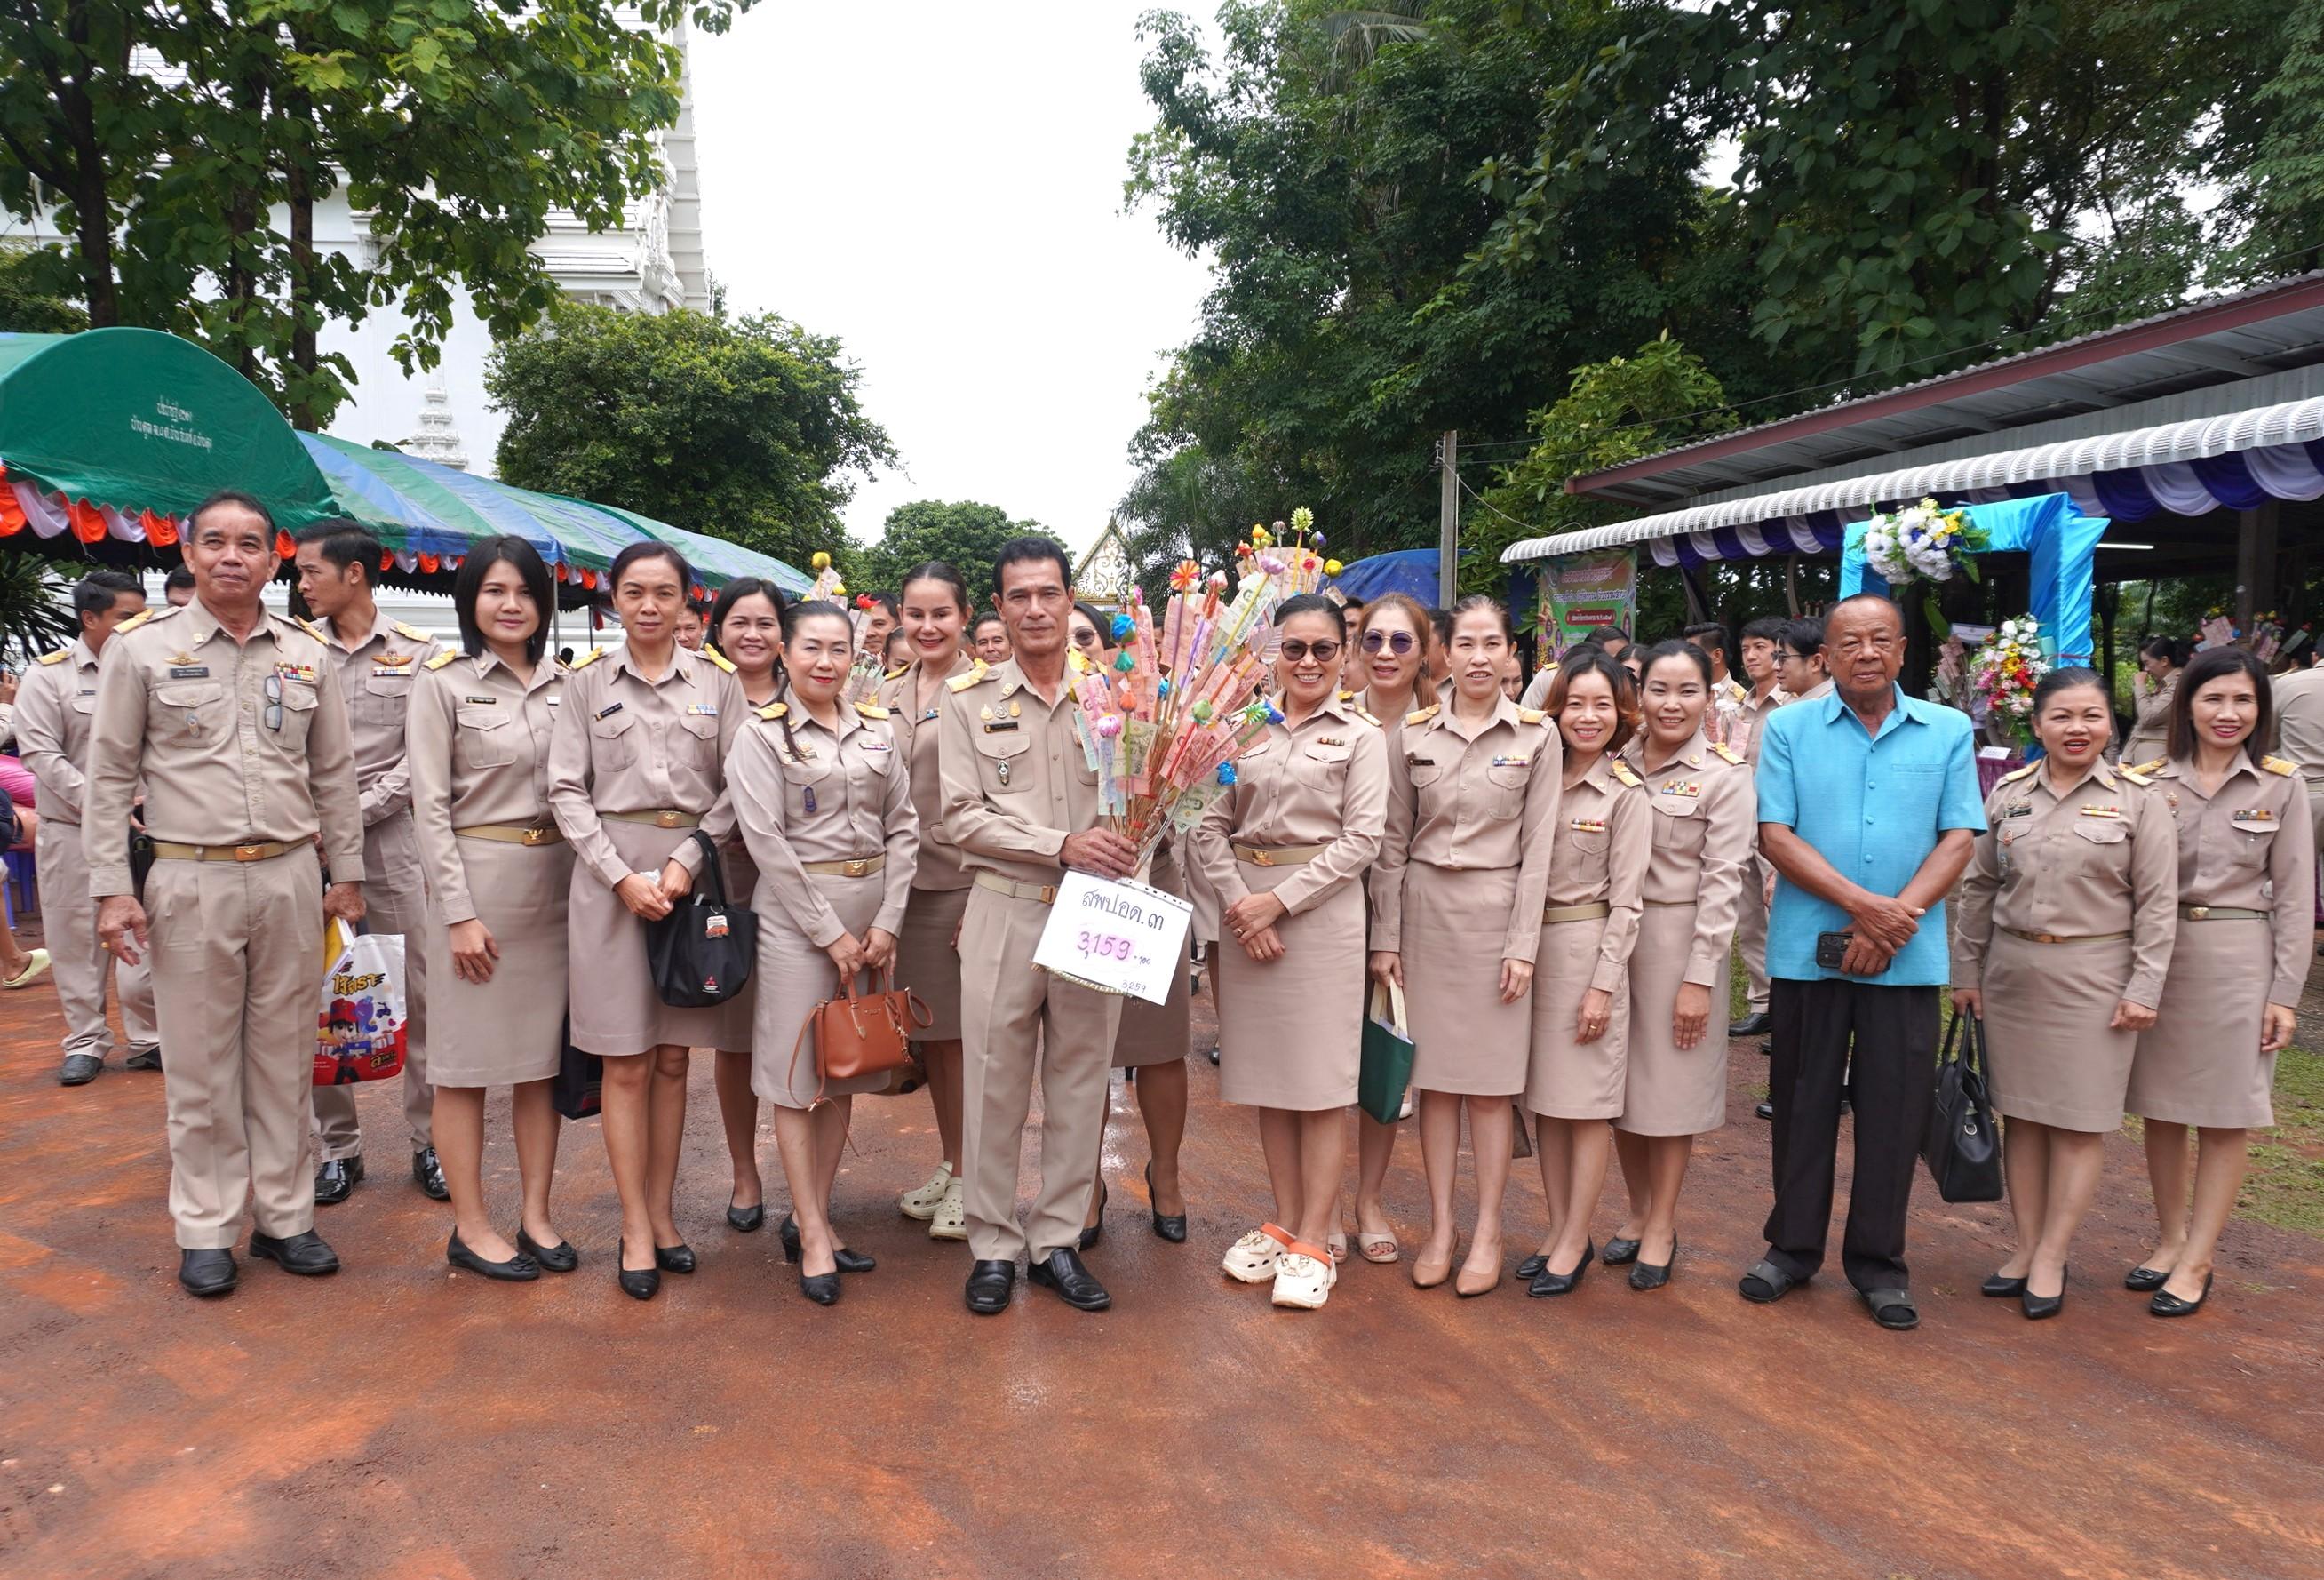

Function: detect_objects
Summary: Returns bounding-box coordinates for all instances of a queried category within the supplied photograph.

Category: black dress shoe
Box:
[1981,1273,2028,1298]
[59,1052,104,1086]
[1529,1240,1594,1298]
[448,1233,539,1281]
[314,1155,364,1205]
[2150,1271,2214,1318]
[615,1240,659,1301]
[726,1201,766,1233]
[517,1230,577,1273]
[800,1270,841,1305]
[2017,1264,2068,1320]
[1145,1162,1185,1243]
[1755,1100,1775,1121]
[410,1146,450,1201]
[1602,1236,1642,1266]
[1729,1011,1772,1038]
[966,1258,1015,1314]
[179,1248,237,1297]
[778,1214,874,1273]
[1078,1177,1107,1252]
[653,1241,696,1274]
[2123,1264,2169,1292]
[1028,1246,1110,1310]
[1628,1241,1677,1291]
[249,1229,340,1275]
[123,1046,163,1071]
[1516,1252,1548,1280]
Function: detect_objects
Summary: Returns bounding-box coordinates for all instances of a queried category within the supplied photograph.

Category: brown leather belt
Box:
[148,839,298,863]
[1234,844,1325,866]
[1643,898,1696,908]
[2002,927,2131,945]
[802,855,885,878]
[603,809,700,829]
[456,823,563,846]
[2179,905,2268,922]
[1542,901,1612,923]
[974,870,1058,905]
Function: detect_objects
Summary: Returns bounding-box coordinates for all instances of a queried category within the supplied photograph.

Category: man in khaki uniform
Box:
[1727,616,1794,1039]
[2271,654,2324,857]
[15,571,162,1085]
[86,491,367,1297]
[294,521,444,1202]
[939,538,1133,1315]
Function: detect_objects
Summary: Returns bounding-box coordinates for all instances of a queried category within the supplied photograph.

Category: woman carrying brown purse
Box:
[728,600,920,1305]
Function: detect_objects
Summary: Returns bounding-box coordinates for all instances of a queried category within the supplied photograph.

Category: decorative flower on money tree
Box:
[1967,616,2048,746]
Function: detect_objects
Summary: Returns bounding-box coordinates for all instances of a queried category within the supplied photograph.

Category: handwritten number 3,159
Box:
[1077,930,1133,962]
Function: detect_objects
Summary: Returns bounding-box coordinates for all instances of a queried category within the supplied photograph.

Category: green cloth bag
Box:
[1358,978,1416,1126]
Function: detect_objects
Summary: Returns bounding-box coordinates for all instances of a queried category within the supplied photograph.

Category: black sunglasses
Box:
[1278,639,1341,662]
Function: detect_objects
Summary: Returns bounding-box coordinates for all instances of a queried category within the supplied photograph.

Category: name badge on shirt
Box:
[686,703,719,716]
[371,666,411,679]
[168,666,211,680]
[594,702,623,721]
[2078,804,2121,819]
[983,719,1019,733]
[1491,754,1530,768]
[861,738,893,752]
[465,696,497,706]
[1660,778,1701,798]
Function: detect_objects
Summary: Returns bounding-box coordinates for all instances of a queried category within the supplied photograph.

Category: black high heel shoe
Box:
[1528,1240,1594,1298]
[517,1229,577,1273]
[1078,1178,1107,1252]
[2020,1264,2067,1321]
[1145,1162,1185,1243]
[654,1241,696,1274]
[2149,1271,2213,1318]
[615,1239,659,1301]
[799,1269,841,1305]
[779,1214,874,1273]
[727,1200,766,1233]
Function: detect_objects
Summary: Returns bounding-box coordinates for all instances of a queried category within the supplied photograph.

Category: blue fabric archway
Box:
[1840,492,2109,663]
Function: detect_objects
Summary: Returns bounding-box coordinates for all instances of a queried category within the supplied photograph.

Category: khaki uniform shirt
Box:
[2272,666,2324,782]
[1548,752,1653,994]
[1954,761,2178,1006]
[728,699,919,948]
[1621,727,1755,989]
[545,642,744,891]
[14,638,102,822]
[2134,751,2315,1006]
[937,658,1102,888]
[2123,670,2179,768]
[407,650,563,926]
[320,609,439,826]
[1721,682,1793,767]
[1371,694,1562,962]
[878,656,975,891]
[1188,691,1388,917]
[82,601,365,895]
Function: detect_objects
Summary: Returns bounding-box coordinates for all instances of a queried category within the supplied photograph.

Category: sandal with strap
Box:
[1739,1258,1802,1304]
[1357,1228,1400,1265]
[1859,1286,1919,1330]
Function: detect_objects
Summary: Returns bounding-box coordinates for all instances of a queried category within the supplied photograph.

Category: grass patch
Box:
[2123,1048,2324,1238]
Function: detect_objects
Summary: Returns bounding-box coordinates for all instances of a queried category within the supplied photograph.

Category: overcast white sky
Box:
[688,4,1215,557]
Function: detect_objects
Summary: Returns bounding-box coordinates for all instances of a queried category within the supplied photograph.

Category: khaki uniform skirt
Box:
[1525,914,1630,1121]
[1216,862,1364,1110]
[751,868,893,1110]
[2129,918,2277,1128]
[1115,843,1191,1069]
[1403,864,1531,1097]
[895,885,970,1041]
[1618,905,1728,1136]
[425,836,574,1087]
[1984,930,2137,1132]
[569,818,735,1058]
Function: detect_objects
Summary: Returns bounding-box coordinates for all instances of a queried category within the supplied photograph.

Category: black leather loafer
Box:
[1729,1011,1772,1038]
[410,1146,450,1201]
[249,1229,339,1275]
[1145,1162,1185,1243]
[314,1155,363,1205]
[779,1214,872,1273]
[1528,1241,1594,1298]
[179,1248,237,1297]
[2123,1264,2169,1292]
[966,1258,1015,1314]
[448,1233,539,1281]
[1028,1247,1110,1311]
[1601,1236,1643,1266]
[517,1230,577,1273]
[59,1052,104,1086]
[616,1240,660,1301]
[123,1046,163,1071]
[653,1241,696,1274]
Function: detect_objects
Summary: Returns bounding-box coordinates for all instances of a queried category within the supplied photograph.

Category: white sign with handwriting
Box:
[1033,871,1194,1005]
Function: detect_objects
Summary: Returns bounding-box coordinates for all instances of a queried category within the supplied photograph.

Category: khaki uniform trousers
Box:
[36,818,158,1057]
[1737,851,1772,1015]
[313,811,431,1159]
[957,884,1125,1263]
[146,844,323,1249]
[2308,781,2324,867]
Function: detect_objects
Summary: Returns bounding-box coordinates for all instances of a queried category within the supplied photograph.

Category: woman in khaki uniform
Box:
[2123,636,2185,767]
[1954,667,2177,1320]
[1341,592,1431,1264]
[1520,650,1651,1297]
[1192,594,1387,1310]
[545,542,746,1301]
[1370,596,1558,1297]
[2124,646,2313,1317]
[409,537,574,1283]
[1607,641,1753,1292]
[707,576,787,1234]
[878,563,979,1241]
[729,601,919,1305]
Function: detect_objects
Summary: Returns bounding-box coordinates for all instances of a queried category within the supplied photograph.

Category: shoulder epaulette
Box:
[1516,706,1546,725]
[36,647,69,665]
[296,617,327,642]
[113,608,156,635]
[1337,688,1356,703]
[1610,760,1642,788]
[569,647,607,669]
[2130,756,2169,778]
[755,701,787,722]
[1405,704,1440,726]
[2263,754,2298,777]
[948,662,990,693]
[2118,764,2152,786]
[424,649,459,670]
[1351,706,1381,728]
[1998,762,2040,785]
[854,700,891,720]
[1710,742,1746,766]
[702,646,736,674]
[391,620,430,642]
[883,664,909,682]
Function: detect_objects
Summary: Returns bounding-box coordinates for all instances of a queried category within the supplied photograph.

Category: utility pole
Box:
[1437,428,1459,606]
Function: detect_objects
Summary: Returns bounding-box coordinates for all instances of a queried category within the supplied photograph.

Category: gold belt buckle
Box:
[234,842,265,862]
[2186,906,2210,921]
[843,858,869,878]
[1250,849,1275,866]
[654,810,680,828]
[1039,883,1057,905]
[521,826,550,847]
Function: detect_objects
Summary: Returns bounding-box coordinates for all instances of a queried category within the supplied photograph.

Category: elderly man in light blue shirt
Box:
[1738,594,1984,1331]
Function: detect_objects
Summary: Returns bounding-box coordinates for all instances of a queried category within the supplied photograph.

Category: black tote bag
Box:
[644,830,757,1008]
[550,1017,601,1121]
[1922,1011,2005,1203]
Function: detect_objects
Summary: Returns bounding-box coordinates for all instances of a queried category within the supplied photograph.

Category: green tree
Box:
[486,301,898,570]
[853,499,1044,604]
[0,246,87,333]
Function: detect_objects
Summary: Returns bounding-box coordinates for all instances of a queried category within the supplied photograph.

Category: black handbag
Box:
[1922,1011,2005,1203]
[551,1016,601,1121]
[643,830,756,1008]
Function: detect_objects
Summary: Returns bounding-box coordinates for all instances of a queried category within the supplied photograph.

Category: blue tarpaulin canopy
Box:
[1841,492,2108,663]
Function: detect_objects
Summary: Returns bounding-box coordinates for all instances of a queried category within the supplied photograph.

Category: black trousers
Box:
[1762,978,1938,1292]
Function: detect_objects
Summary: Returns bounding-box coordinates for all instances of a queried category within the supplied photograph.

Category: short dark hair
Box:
[1780,616,1825,658]
[1274,592,1346,640]
[2167,646,2275,763]
[990,535,1072,597]
[452,535,553,666]
[609,540,690,594]
[1637,637,1714,690]
[1683,621,1729,658]
[188,489,274,538]
[861,590,899,619]
[292,518,382,580]
[971,610,1007,635]
[1541,648,1639,758]
[1741,616,1787,645]
[163,566,197,592]
[73,570,143,623]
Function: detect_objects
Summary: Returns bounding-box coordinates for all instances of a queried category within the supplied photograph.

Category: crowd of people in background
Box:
[4,499,2313,1332]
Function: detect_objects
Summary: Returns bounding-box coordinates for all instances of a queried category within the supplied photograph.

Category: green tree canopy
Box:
[852,499,1047,605]
[0,246,87,334]
[486,301,898,570]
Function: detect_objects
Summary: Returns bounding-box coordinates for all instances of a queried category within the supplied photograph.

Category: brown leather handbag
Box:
[788,967,931,1107]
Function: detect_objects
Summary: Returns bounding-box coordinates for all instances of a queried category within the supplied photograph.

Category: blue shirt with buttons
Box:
[1757,684,1986,986]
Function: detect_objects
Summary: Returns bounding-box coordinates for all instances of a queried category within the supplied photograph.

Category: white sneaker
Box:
[898,1161,952,1221]
[1271,1247,1337,1309]
[1222,1223,1293,1283]
[927,1176,967,1241]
